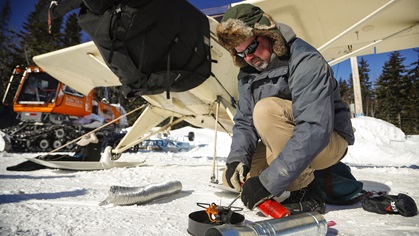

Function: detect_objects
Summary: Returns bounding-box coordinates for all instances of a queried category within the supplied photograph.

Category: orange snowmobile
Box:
[1,65,127,153]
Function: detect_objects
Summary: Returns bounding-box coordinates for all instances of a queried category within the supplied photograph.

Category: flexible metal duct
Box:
[204,212,327,236]
[99,180,182,206]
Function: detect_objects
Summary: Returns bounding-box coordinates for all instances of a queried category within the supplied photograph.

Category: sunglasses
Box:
[236,37,259,58]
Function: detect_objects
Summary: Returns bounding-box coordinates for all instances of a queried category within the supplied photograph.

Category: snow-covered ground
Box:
[0,116,418,235]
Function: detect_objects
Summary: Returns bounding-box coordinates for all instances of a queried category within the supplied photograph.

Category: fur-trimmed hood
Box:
[216,4,293,68]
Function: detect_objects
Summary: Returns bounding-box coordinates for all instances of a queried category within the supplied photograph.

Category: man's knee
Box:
[311,132,348,170]
[253,97,293,129]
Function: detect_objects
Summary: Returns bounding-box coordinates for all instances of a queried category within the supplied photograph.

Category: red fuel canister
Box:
[258,199,291,218]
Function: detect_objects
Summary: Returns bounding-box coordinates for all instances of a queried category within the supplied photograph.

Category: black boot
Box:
[281,179,326,214]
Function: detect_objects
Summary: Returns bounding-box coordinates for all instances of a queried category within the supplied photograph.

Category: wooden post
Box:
[350,57,364,117]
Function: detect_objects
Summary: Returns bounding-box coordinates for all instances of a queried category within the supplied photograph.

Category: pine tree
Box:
[0,0,11,46]
[346,73,355,104]
[406,48,419,134]
[62,13,82,47]
[358,57,374,117]
[338,77,353,117]
[13,0,64,65]
[0,0,12,91]
[375,51,410,132]
[0,0,12,97]
[338,78,350,102]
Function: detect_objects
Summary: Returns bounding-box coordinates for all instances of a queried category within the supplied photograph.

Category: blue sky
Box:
[6,0,418,83]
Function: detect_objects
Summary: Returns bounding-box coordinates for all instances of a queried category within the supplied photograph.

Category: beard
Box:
[250,53,276,71]
[251,57,269,71]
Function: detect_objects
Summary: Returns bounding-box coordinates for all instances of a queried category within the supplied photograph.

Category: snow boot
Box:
[281,179,326,214]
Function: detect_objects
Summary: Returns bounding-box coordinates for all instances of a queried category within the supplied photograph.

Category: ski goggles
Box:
[236,37,259,58]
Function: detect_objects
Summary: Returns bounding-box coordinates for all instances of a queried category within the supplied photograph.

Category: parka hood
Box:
[216,4,294,67]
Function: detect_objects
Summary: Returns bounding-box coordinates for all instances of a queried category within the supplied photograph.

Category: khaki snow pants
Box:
[224,97,348,191]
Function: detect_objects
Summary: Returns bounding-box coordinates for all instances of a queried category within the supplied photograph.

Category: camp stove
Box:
[196,202,243,225]
[187,201,245,236]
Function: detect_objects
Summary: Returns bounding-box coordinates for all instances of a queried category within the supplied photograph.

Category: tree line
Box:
[338,49,419,134]
[1,0,418,134]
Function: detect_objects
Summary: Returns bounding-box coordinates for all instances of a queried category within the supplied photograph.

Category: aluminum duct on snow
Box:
[100,180,182,206]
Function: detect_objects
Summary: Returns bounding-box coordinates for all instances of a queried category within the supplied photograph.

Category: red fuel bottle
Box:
[258,199,291,218]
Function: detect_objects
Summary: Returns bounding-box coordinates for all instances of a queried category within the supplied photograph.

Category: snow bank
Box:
[345,116,419,167]
[351,116,406,143]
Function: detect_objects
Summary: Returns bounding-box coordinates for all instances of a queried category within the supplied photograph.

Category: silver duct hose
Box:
[204,212,327,236]
[99,180,182,206]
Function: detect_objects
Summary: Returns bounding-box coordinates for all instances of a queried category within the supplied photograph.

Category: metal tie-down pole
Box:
[210,96,222,184]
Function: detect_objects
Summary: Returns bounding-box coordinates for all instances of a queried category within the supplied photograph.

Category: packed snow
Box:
[0,116,418,235]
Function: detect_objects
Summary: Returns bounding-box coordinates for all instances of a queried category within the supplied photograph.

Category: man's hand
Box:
[241,176,271,210]
[225,162,249,192]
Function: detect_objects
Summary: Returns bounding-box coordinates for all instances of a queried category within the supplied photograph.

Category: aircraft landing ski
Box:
[26,158,146,171]
[26,146,146,171]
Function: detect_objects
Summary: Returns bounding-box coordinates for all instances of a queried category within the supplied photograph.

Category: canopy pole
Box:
[210,96,222,184]
[350,56,364,117]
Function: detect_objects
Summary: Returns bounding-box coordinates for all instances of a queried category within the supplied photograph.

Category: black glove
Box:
[225,162,249,192]
[241,176,271,210]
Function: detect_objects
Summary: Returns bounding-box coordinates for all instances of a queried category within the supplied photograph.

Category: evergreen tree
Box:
[346,73,355,103]
[375,51,410,132]
[0,0,12,98]
[406,48,419,134]
[0,0,11,45]
[338,77,350,103]
[13,0,64,65]
[358,57,374,116]
[62,13,82,47]
[338,77,353,117]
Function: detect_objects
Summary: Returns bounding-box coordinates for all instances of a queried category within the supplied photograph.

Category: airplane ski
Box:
[26,158,146,171]
[26,147,146,171]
